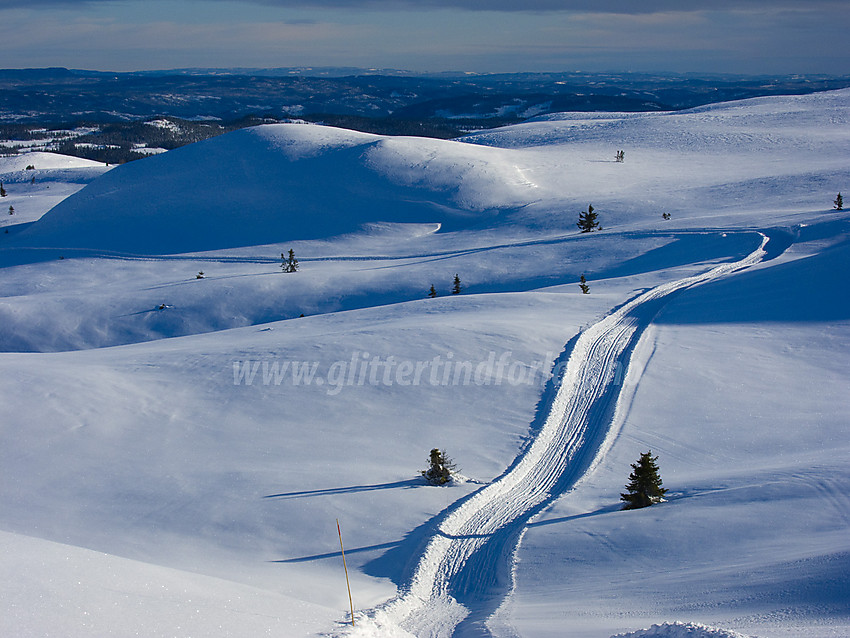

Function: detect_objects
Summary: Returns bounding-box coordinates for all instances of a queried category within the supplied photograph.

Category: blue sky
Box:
[0,0,847,74]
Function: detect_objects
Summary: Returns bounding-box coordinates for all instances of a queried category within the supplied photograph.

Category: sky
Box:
[0,0,847,75]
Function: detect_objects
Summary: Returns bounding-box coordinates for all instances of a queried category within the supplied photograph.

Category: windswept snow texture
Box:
[0,90,849,638]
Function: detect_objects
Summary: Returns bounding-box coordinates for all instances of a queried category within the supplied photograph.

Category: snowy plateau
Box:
[0,89,848,638]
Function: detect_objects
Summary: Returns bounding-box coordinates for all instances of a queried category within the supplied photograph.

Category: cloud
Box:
[0,0,846,12]
[1,0,846,74]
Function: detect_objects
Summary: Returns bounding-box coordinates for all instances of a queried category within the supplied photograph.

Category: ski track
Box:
[338,233,771,638]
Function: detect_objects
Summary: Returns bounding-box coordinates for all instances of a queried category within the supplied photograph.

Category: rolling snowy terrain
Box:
[0,89,848,638]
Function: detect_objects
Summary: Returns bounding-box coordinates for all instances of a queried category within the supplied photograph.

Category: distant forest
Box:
[2,68,848,164]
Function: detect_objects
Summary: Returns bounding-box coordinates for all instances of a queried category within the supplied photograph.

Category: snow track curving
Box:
[341,235,771,638]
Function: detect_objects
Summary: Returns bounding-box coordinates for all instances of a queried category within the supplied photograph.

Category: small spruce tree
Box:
[422,448,457,485]
[8,206,14,215]
[577,205,599,233]
[621,451,668,510]
[0,183,6,197]
[428,284,438,298]
[281,249,299,273]
[452,274,462,295]
[835,192,844,211]
[196,271,204,279]
[579,274,590,294]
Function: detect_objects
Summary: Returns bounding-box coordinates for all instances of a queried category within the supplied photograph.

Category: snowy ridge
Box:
[340,235,769,637]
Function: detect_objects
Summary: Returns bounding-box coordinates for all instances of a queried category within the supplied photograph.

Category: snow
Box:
[0,89,848,637]
[0,530,335,638]
[0,152,111,239]
[610,622,752,638]
[145,118,183,132]
[0,151,106,173]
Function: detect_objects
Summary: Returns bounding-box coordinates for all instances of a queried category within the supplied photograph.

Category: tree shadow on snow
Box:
[264,477,424,500]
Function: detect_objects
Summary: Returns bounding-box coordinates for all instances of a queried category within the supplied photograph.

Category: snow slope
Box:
[0,529,334,638]
[0,90,848,637]
[10,89,849,255]
[0,152,110,233]
[10,125,532,255]
[342,238,771,637]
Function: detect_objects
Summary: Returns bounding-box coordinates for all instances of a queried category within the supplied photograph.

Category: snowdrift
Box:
[611,623,752,638]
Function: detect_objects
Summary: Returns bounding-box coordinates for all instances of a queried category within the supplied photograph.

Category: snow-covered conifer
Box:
[422,449,457,485]
[282,249,299,273]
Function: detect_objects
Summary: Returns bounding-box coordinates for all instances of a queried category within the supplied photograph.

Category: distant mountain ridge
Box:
[2,67,848,124]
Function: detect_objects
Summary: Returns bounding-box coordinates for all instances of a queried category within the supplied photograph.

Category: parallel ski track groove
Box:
[345,234,770,638]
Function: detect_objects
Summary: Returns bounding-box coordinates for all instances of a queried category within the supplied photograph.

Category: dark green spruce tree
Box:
[835,192,843,211]
[452,274,462,295]
[577,204,599,233]
[621,451,668,510]
[428,284,438,298]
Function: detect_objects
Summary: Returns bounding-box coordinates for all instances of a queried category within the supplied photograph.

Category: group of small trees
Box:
[575,193,842,237]
[428,274,462,298]
[574,204,599,292]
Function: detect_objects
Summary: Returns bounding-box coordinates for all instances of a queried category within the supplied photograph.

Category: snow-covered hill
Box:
[12,89,849,255]
[0,91,848,638]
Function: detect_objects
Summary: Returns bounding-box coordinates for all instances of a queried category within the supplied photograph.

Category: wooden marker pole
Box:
[337,518,355,626]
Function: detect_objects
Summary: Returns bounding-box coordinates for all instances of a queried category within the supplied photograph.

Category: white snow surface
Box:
[1,90,849,637]
[610,622,752,638]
